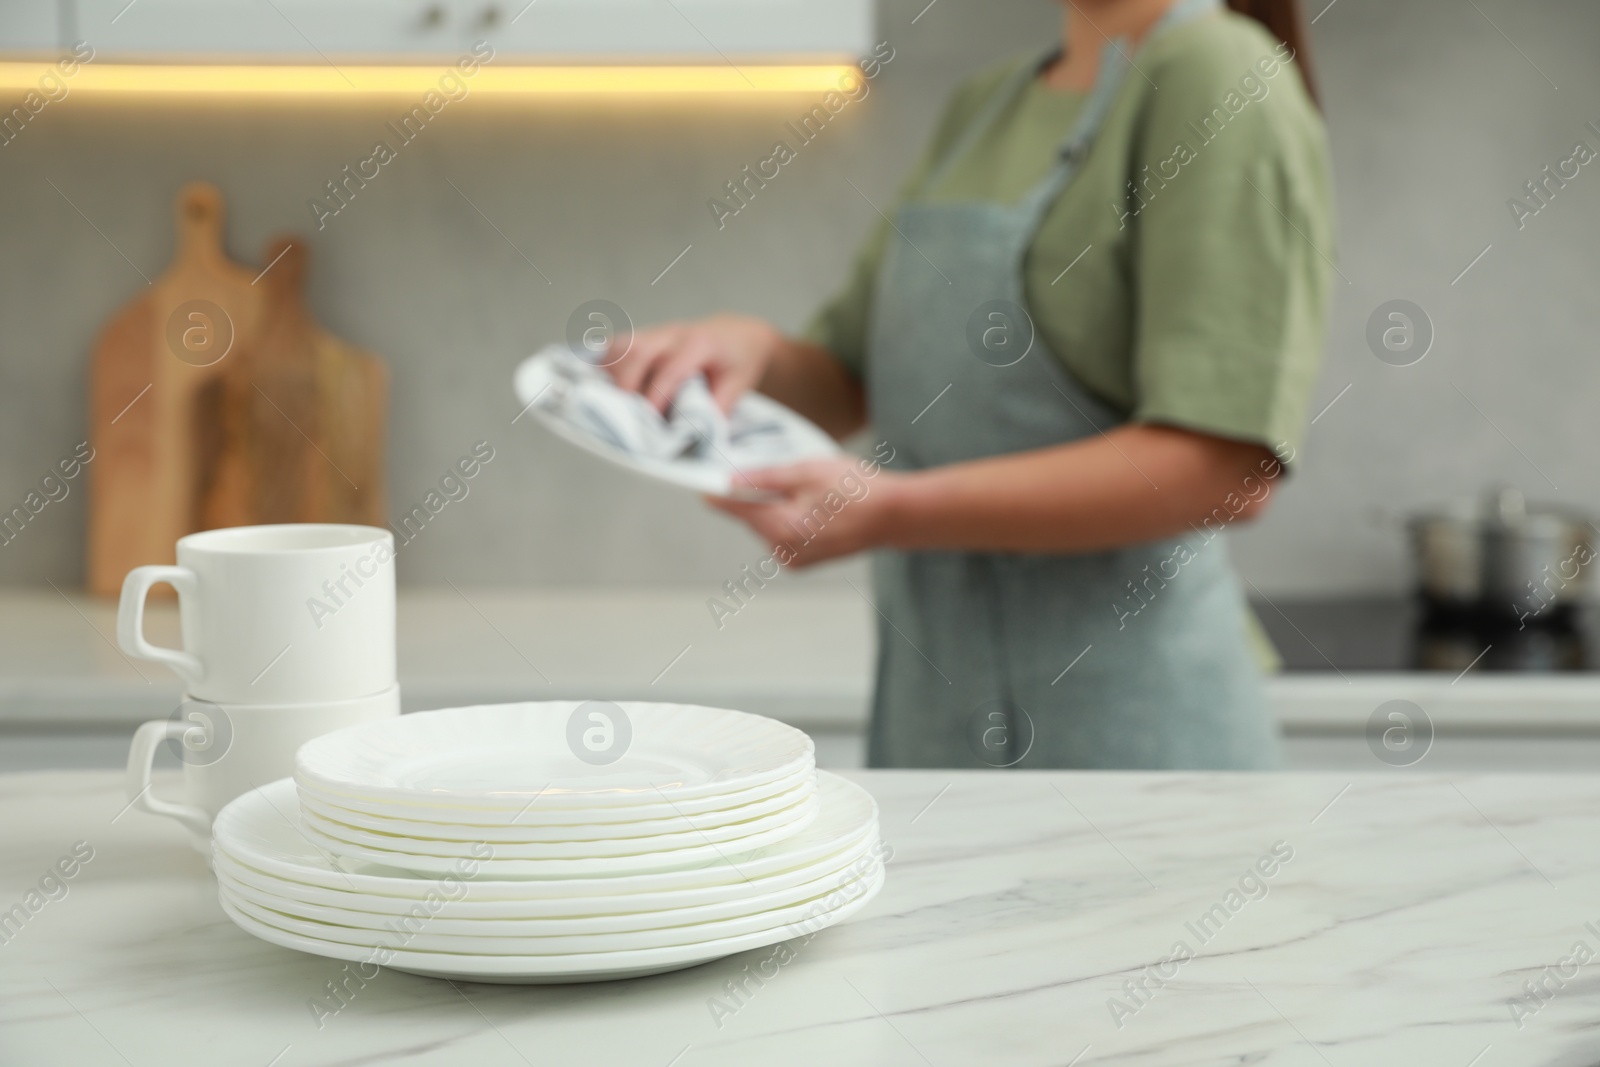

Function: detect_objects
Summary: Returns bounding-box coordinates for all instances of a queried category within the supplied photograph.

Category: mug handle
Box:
[117,565,203,684]
[125,720,212,838]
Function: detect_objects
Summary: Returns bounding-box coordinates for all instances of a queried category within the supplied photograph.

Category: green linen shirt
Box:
[805,12,1334,456]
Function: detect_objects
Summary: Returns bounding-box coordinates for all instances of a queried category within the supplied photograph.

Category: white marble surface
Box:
[5,769,1600,1065]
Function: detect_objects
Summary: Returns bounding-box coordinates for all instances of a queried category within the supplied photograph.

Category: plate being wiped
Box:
[513,343,839,497]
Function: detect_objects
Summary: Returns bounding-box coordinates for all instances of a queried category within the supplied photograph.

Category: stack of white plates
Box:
[212,702,885,982]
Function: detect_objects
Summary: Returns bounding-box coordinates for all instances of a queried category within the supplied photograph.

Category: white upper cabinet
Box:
[8,0,876,62]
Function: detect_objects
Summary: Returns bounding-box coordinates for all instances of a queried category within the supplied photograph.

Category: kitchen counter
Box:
[4,769,1600,1065]
[8,586,1600,731]
[0,587,874,729]
[8,587,1600,773]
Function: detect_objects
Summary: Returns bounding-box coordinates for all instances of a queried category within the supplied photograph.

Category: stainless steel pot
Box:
[1408,487,1594,619]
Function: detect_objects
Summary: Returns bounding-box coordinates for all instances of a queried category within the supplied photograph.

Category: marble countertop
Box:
[6,587,1600,735]
[5,768,1600,1066]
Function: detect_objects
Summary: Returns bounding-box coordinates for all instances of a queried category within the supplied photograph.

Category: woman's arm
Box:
[757,337,867,441]
[710,424,1283,564]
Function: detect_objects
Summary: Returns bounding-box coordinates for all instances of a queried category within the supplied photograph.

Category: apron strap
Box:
[917,46,1058,197]
[1017,0,1223,220]
[915,0,1223,217]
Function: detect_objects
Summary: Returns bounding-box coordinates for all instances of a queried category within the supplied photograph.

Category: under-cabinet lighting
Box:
[0,62,860,97]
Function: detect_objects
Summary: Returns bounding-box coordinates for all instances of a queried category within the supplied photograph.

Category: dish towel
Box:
[523,345,805,471]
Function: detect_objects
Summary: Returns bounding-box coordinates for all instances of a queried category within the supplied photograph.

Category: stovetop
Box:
[1251,598,1599,674]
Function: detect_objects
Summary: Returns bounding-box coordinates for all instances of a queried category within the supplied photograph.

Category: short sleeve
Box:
[800,220,887,379]
[1128,23,1335,457]
[802,63,1021,378]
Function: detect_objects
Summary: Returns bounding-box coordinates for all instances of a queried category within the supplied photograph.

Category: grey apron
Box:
[863,0,1282,770]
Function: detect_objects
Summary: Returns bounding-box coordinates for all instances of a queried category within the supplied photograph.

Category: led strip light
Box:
[0,62,859,96]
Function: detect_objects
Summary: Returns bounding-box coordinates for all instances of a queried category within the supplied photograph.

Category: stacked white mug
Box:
[118,524,400,854]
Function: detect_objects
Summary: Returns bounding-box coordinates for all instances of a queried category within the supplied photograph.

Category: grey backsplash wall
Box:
[1,0,1596,595]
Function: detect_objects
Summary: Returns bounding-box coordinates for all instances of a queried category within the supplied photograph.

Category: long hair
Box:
[1226,0,1320,107]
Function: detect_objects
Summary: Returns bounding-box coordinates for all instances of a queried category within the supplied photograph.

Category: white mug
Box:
[117,524,396,704]
[125,685,401,853]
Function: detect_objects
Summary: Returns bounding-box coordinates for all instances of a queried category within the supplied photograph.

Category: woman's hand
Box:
[607,314,782,414]
[707,456,905,568]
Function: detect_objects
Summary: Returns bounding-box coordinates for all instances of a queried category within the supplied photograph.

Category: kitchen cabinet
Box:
[7,0,874,62]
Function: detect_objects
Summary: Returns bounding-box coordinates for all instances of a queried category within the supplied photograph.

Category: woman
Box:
[611,0,1332,769]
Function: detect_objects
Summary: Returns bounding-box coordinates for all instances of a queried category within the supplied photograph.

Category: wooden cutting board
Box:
[201,236,388,530]
[87,183,387,597]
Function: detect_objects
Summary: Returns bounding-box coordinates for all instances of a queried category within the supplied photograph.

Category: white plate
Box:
[212,830,877,923]
[295,763,817,828]
[220,865,885,983]
[296,777,816,842]
[296,702,814,810]
[213,774,875,896]
[215,848,880,936]
[300,793,819,877]
[301,788,816,858]
[513,344,839,498]
[221,858,881,954]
